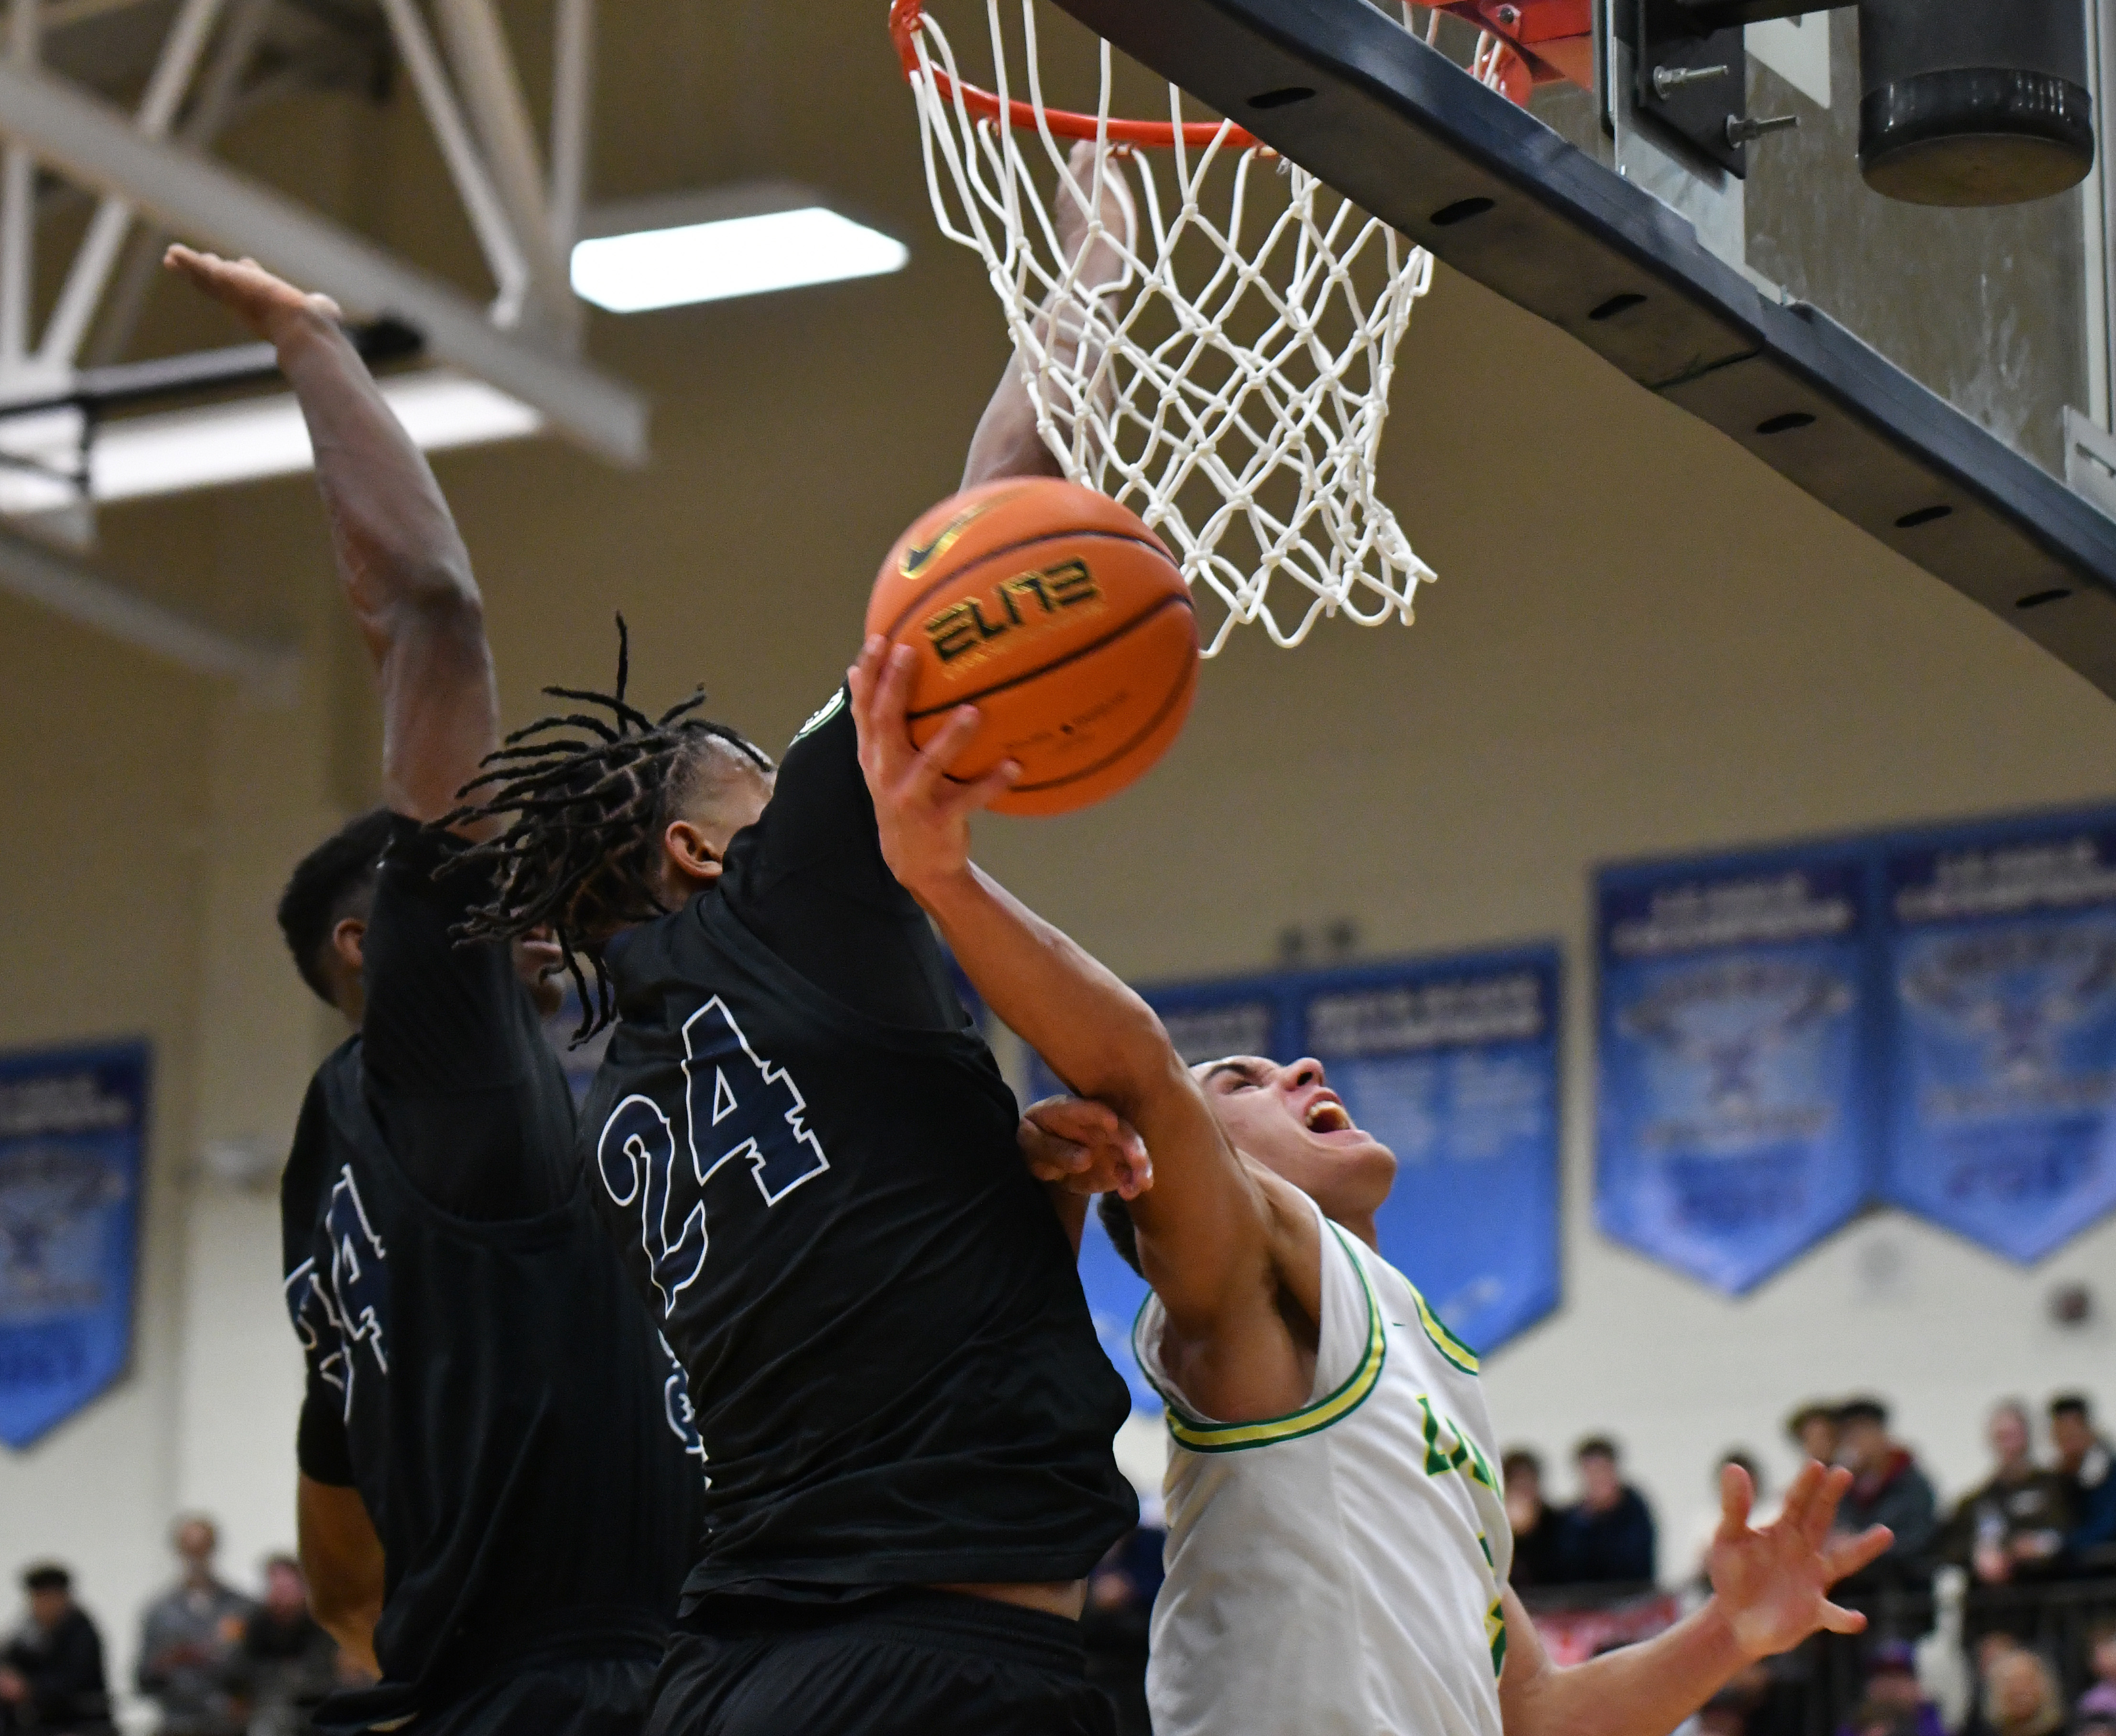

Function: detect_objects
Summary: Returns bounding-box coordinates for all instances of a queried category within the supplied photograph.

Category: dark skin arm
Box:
[1019,1095,1152,1254]
[163,245,499,832]
[961,140,1135,489]
[296,1475,384,1676]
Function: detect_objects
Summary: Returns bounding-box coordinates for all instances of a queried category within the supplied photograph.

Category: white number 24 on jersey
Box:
[596,997,829,1313]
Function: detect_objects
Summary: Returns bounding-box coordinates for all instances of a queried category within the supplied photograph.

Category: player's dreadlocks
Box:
[445,616,773,1039]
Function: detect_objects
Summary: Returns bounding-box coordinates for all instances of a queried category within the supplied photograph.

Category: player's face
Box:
[1194,1056,1395,1220]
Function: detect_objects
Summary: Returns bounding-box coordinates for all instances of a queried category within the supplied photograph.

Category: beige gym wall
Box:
[2,0,2114,1685]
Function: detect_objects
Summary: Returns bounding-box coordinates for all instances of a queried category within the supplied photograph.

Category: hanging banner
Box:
[1881,810,2116,1261]
[0,1042,148,1449]
[1298,949,1563,1357]
[1029,947,1564,1394]
[1597,849,1880,1293]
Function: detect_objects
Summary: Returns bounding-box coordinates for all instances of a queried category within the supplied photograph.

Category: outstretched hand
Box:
[1706,1461,1892,1661]
[1020,1095,1152,1200]
[1053,138,1136,294]
[163,244,341,346]
[846,636,1018,898]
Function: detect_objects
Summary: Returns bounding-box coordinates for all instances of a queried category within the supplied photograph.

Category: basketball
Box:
[867,477,1199,817]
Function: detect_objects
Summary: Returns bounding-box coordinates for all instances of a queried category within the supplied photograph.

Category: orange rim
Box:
[890,0,1259,151]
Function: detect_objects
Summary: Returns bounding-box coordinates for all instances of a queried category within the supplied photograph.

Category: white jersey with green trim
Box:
[1135,1187,1513,1736]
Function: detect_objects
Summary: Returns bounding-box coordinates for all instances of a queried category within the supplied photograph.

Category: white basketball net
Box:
[902,3,1438,653]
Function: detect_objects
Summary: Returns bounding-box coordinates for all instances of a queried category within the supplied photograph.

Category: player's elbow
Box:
[398,558,484,624]
[376,569,487,661]
[1072,995,1188,1123]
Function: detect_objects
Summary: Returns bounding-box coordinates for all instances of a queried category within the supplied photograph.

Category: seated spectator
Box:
[1964,1647,2066,1736]
[1552,1436,1657,1587]
[1832,1398,1938,1590]
[2076,1623,2116,1724]
[1839,1640,1944,1736]
[1685,1452,1780,1587]
[136,1515,252,1736]
[0,1563,114,1736]
[1944,1402,2073,1587]
[221,1557,336,1736]
[1788,1401,1842,1469]
[2050,1395,2116,1568]
[1504,1449,1562,1590]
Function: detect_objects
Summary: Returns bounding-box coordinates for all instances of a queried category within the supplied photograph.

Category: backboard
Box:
[1030,0,2116,703]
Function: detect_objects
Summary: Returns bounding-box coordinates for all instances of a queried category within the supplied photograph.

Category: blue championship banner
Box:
[1598,850,1881,1294]
[1882,809,2116,1262]
[1031,949,1564,1402]
[0,1043,148,1448]
[1297,949,1563,1357]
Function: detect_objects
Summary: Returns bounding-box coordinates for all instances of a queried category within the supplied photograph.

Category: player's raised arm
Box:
[847,637,1312,1409]
[163,246,497,829]
[1497,1461,1893,1736]
[961,139,1134,489]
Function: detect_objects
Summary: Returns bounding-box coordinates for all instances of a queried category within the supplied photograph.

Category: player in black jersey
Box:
[439,153,1142,1736]
[163,247,700,1736]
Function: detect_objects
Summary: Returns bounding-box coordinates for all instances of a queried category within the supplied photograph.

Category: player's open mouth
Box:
[1304,1099,1353,1135]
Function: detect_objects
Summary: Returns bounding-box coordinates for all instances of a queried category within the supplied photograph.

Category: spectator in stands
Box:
[1684,1452,1780,1587]
[1841,1640,1944,1736]
[136,1515,251,1736]
[1503,1448,1562,1590]
[1788,1401,1842,1470]
[2050,1395,2116,1570]
[0,1563,114,1736]
[1964,1647,2066,1736]
[2075,1623,2116,1724]
[1945,1403,2074,1587]
[1832,1398,1938,1589]
[1551,1435,1657,1586]
[221,1557,336,1736]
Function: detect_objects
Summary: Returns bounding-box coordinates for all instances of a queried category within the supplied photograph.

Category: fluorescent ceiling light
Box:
[0,370,542,515]
[570,206,910,313]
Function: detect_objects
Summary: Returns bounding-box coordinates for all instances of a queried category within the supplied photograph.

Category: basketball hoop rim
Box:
[889,0,1259,151]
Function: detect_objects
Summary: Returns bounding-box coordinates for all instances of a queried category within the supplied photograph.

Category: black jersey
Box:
[583,689,1135,1603]
[280,817,700,1723]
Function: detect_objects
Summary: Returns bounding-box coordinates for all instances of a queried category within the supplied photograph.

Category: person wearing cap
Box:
[1832,1399,1938,1591]
[0,1563,114,1736]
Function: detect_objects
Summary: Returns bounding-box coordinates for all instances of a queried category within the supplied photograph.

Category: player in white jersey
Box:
[836,621,1892,1736]
[1025,1056,1895,1736]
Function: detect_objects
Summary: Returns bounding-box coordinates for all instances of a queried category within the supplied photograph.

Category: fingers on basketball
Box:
[865,478,1196,818]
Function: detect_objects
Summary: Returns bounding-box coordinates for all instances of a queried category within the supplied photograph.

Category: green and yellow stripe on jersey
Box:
[1141,1226,1387,1453]
[1410,1281,1479,1376]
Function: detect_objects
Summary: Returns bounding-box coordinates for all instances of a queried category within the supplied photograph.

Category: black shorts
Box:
[316,1653,658,1736]
[647,1591,1116,1736]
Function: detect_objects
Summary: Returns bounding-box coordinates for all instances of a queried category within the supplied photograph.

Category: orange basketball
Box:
[867,478,1199,817]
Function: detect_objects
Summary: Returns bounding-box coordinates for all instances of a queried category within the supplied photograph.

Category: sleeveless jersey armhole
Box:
[1133,1193,1387,1454]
